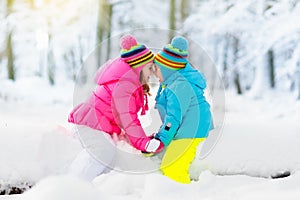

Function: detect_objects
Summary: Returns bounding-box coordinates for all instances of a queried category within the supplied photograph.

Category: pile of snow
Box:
[197,90,300,178]
[22,176,105,200]
[2,171,300,200]
[0,78,300,199]
[0,77,81,185]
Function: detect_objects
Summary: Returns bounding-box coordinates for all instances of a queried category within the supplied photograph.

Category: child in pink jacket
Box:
[68,35,163,181]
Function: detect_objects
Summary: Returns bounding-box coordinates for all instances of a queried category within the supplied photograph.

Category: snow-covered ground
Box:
[0,77,300,199]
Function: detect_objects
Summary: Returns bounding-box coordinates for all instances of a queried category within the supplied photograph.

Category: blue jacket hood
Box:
[163,63,207,90]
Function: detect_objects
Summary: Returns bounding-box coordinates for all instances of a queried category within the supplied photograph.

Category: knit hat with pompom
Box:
[120,35,154,69]
[154,36,188,71]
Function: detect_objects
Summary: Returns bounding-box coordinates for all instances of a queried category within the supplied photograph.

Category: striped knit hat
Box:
[154,36,189,71]
[120,35,154,69]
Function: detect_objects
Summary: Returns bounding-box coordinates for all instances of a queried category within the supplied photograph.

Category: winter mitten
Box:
[142,138,164,156]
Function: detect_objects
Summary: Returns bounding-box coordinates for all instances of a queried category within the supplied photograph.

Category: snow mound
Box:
[23,176,107,200]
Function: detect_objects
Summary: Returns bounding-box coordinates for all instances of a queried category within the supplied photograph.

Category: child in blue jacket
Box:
[152,36,213,183]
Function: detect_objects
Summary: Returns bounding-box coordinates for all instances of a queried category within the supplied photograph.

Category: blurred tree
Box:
[221,33,242,94]
[297,63,300,100]
[250,0,278,96]
[169,0,176,41]
[222,35,230,89]
[267,49,275,88]
[180,0,189,23]
[232,36,242,94]
[29,0,35,9]
[64,37,86,83]
[105,3,112,61]
[6,0,15,81]
[265,0,276,89]
[6,31,14,81]
[47,34,55,85]
[289,44,300,100]
[96,0,113,68]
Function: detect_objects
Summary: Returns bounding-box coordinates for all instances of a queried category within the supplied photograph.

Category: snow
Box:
[199,90,300,178]
[1,77,300,199]
[0,77,81,184]
[3,172,300,200]
[1,0,300,198]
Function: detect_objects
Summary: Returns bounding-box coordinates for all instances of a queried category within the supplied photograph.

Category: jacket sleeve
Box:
[112,81,149,151]
[155,81,192,146]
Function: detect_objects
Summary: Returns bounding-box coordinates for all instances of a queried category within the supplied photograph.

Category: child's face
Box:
[141,63,154,84]
[141,63,164,84]
[152,64,164,83]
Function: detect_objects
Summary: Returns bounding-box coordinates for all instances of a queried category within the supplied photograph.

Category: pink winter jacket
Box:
[68,58,150,151]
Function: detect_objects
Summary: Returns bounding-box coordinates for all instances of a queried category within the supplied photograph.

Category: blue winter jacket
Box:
[154,63,213,146]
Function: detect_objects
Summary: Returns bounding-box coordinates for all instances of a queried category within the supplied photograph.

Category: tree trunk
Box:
[234,71,242,94]
[96,0,112,68]
[267,49,275,88]
[29,0,35,8]
[6,0,15,81]
[105,3,113,61]
[298,81,300,100]
[6,31,15,81]
[96,0,105,67]
[297,64,300,100]
[232,36,242,94]
[47,35,55,85]
[180,0,188,23]
[6,0,13,10]
[222,36,229,89]
[250,51,273,97]
[169,0,176,41]
[298,83,300,100]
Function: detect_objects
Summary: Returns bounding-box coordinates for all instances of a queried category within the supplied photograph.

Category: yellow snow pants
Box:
[160,138,205,184]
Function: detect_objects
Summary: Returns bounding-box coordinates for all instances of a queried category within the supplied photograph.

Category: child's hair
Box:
[139,71,151,96]
[142,83,151,96]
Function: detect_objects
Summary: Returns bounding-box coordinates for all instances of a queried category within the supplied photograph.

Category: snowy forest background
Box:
[1,0,300,98]
[1,0,300,199]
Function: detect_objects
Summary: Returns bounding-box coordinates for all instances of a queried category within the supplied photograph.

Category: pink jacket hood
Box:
[94,58,143,86]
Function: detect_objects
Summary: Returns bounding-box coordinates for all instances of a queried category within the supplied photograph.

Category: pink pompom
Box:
[120,35,138,50]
